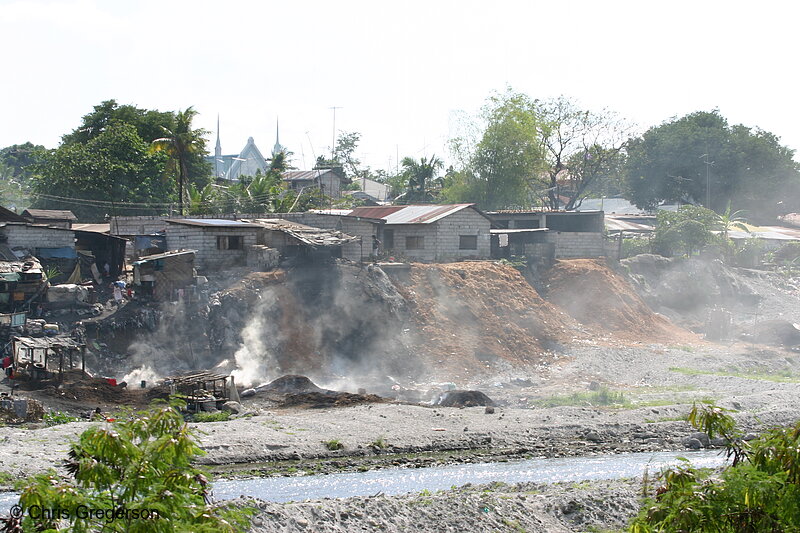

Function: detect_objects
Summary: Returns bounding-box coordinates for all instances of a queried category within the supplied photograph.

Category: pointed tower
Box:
[272,118,283,156]
[214,115,222,179]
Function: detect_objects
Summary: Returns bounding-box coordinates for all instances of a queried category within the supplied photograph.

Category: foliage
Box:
[31,121,174,221]
[537,96,631,210]
[43,411,79,427]
[0,142,44,210]
[151,107,209,216]
[443,89,545,210]
[395,155,443,204]
[192,411,231,422]
[2,402,250,532]
[651,205,719,257]
[370,436,389,450]
[497,255,529,271]
[621,237,651,259]
[624,110,800,221]
[630,404,800,532]
[323,439,344,451]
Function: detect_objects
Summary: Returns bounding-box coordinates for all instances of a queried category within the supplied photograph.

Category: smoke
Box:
[121,365,160,386]
[230,288,283,387]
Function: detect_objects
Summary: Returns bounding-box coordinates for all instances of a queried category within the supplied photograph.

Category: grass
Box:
[669,345,696,353]
[43,411,80,427]
[670,366,800,383]
[192,411,231,423]
[323,439,344,451]
[370,435,389,449]
[533,386,628,408]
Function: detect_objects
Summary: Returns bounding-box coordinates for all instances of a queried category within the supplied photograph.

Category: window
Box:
[383,229,394,250]
[216,235,243,250]
[405,236,424,250]
[459,235,478,250]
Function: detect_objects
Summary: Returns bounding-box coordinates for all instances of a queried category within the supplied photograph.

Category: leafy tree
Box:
[537,96,631,210]
[1,402,251,532]
[396,155,443,204]
[0,142,45,181]
[443,89,546,210]
[151,107,209,215]
[630,404,800,532]
[651,205,719,257]
[624,110,800,221]
[31,122,173,221]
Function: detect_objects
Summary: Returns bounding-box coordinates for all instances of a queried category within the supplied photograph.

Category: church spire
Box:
[272,118,283,156]
[214,114,222,178]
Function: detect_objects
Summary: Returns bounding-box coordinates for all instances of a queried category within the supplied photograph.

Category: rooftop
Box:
[164,218,263,228]
[22,209,78,221]
[348,204,484,224]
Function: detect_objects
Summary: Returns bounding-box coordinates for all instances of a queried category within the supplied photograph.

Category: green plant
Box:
[621,237,651,258]
[629,403,800,532]
[497,255,529,271]
[43,411,80,426]
[2,401,252,532]
[370,436,389,449]
[323,439,344,451]
[192,410,231,423]
[44,266,62,281]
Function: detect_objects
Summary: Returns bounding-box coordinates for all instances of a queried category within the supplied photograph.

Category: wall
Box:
[434,208,491,261]
[547,231,605,258]
[1,224,75,251]
[165,225,258,272]
[269,213,378,262]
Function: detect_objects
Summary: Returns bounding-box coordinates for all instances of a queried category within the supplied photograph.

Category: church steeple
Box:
[272,118,283,156]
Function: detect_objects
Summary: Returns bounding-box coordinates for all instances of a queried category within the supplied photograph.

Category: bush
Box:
[621,237,651,258]
[652,205,718,257]
[43,411,80,427]
[192,411,231,423]
[1,402,251,532]
[323,439,344,451]
[630,403,800,532]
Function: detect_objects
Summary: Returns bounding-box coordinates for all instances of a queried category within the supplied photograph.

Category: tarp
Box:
[37,247,78,259]
[0,272,20,282]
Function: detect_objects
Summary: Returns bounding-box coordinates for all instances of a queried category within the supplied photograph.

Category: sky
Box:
[2,0,799,173]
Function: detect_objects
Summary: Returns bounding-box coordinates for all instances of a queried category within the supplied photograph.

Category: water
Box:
[0,450,725,512]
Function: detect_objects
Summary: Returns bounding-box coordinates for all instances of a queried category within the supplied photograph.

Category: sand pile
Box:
[394,262,581,376]
[543,259,691,342]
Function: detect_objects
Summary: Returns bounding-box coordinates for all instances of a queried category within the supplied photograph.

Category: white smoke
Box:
[231,290,283,387]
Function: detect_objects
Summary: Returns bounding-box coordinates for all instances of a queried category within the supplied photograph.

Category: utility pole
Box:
[700,153,714,209]
[329,106,342,160]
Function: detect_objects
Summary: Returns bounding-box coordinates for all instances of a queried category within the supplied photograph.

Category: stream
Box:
[0,449,725,512]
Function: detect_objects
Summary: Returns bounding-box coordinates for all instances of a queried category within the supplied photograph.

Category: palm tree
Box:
[151,107,208,215]
[716,201,749,240]
[400,155,443,204]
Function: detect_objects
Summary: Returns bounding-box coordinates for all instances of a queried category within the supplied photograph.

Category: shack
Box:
[132,250,197,301]
[166,370,232,411]
[21,209,77,229]
[0,257,48,312]
[11,336,86,380]
[487,210,606,259]
[245,218,359,262]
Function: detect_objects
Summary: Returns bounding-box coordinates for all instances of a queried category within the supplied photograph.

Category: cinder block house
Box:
[347,204,492,262]
[165,219,264,272]
[487,210,605,259]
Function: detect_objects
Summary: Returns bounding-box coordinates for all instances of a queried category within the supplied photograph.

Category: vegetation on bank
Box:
[631,404,800,532]
[0,401,253,532]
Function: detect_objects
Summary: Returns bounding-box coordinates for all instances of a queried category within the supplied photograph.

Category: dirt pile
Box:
[393,262,581,378]
[436,390,495,407]
[279,391,388,409]
[261,375,324,394]
[543,259,691,342]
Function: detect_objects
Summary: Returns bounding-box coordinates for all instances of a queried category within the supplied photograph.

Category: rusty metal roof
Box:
[348,204,482,224]
[164,218,262,228]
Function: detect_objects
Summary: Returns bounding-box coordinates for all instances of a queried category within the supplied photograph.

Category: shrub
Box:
[1,401,251,532]
[43,411,80,427]
[630,403,800,532]
[323,439,343,451]
[192,411,231,423]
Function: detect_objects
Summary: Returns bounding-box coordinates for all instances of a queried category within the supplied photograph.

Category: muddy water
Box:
[0,450,724,512]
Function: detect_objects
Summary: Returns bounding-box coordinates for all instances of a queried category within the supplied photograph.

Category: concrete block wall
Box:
[269,213,376,262]
[246,245,280,270]
[165,225,258,272]
[387,225,438,262]
[434,209,491,261]
[1,224,75,251]
[548,231,605,258]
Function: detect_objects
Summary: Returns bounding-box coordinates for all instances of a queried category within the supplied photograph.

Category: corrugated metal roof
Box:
[73,223,110,233]
[489,228,549,234]
[164,218,262,228]
[605,215,656,232]
[22,209,78,221]
[245,219,359,247]
[282,170,340,181]
[348,204,480,224]
[134,250,197,264]
[728,223,800,241]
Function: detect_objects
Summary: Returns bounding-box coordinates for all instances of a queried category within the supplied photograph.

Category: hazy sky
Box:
[2,0,798,172]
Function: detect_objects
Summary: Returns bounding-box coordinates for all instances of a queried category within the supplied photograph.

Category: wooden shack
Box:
[132,249,196,301]
[11,336,86,380]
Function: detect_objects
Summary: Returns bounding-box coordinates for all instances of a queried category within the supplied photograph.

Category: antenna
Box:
[329,106,342,160]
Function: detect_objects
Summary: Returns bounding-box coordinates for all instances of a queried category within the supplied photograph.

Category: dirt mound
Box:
[543,259,692,342]
[750,320,800,346]
[437,390,494,407]
[279,391,388,409]
[19,369,144,406]
[394,262,581,378]
[261,375,324,394]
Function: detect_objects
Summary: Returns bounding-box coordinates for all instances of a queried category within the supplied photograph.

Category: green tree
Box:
[2,403,251,532]
[624,110,800,221]
[651,205,719,257]
[151,107,209,215]
[396,155,443,204]
[443,89,546,209]
[31,122,173,221]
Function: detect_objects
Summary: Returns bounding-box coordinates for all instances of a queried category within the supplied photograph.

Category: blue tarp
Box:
[134,235,167,251]
[36,247,77,259]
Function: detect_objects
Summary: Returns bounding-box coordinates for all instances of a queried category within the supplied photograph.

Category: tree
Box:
[396,155,443,204]
[651,205,719,257]
[31,122,173,221]
[624,110,800,221]
[1,403,251,532]
[536,97,631,210]
[443,89,546,210]
[151,107,209,215]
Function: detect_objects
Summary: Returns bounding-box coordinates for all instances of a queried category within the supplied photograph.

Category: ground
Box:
[1,257,800,532]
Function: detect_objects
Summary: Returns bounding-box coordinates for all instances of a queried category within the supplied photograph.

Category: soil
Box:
[436,390,495,407]
[278,391,388,409]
